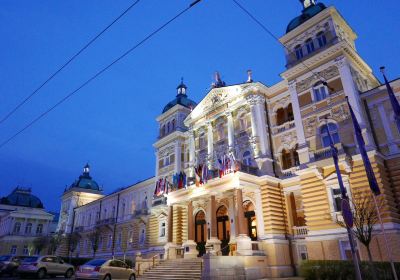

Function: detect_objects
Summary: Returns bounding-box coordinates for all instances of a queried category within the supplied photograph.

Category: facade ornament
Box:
[246,70,253,83]
[304,116,317,137]
[245,94,265,106]
[295,65,339,93]
[334,56,347,69]
[331,104,350,122]
[281,132,297,150]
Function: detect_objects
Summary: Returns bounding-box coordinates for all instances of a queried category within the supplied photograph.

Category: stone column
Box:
[377,104,399,154]
[155,150,159,178]
[188,129,196,177]
[174,140,181,174]
[235,189,252,255]
[206,195,221,254]
[288,80,310,164]
[254,189,265,239]
[207,121,214,167]
[226,111,235,152]
[164,205,178,259]
[335,55,375,147]
[227,195,236,244]
[183,202,197,258]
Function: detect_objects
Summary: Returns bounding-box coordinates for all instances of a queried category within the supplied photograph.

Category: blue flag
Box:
[346,98,381,196]
[381,68,400,134]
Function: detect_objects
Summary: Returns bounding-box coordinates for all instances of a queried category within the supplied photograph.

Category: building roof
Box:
[162,80,197,113]
[66,164,101,192]
[0,187,44,208]
[286,2,327,34]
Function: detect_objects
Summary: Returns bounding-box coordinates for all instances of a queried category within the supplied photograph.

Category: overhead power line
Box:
[0,0,203,150]
[0,0,142,126]
[232,0,328,85]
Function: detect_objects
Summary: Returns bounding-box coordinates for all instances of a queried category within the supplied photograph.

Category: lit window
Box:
[36,224,43,234]
[13,222,21,233]
[160,221,166,237]
[117,232,122,249]
[317,32,327,48]
[10,245,17,255]
[107,234,112,248]
[139,228,146,246]
[295,45,303,60]
[243,151,252,166]
[320,123,340,148]
[128,230,133,247]
[305,38,315,54]
[25,223,32,234]
[23,245,29,255]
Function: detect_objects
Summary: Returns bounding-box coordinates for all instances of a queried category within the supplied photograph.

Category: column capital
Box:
[225,110,233,118]
[245,93,265,106]
[288,79,297,91]
[334,55,348,69]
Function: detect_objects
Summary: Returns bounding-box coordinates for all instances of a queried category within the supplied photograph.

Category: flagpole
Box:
[325,118,362,280]
[372,194,398,280]
[380,67,400,135]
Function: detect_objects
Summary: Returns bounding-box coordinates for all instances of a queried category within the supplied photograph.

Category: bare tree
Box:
[88,227,102,258]
[33,236,50,255]
[337,193,381,279]
[49,232,63,255]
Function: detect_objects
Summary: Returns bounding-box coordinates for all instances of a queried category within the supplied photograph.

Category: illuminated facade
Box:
[58,2,400,277]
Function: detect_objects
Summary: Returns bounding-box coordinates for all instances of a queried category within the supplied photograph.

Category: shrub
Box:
[300,260,400,280]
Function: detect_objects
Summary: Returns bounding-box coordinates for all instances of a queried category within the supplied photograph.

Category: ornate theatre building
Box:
[57,1,400,277]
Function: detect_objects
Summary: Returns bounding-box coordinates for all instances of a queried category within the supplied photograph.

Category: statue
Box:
[211,71,226,88]
[299,0,316,9]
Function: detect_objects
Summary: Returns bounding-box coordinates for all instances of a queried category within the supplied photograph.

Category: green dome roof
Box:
[286,3,327,33]
[67,164,101,192]
[162,80,197,113]
[0,188,44,208]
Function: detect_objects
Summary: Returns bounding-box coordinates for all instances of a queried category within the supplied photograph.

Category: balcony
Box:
[293,226,308,238]
[311,143,345,162]
[96,218,116,226]
[281,166,300,178]
[239,164,258,176]
[152,196,167,207]
[272,120,295,135]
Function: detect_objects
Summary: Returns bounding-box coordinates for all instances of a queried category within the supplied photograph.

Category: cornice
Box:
[153,131,186,149]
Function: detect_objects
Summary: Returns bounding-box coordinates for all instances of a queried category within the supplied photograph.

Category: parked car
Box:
[0,255,26,276]
[17,255,74,279]
[76,259,136,280]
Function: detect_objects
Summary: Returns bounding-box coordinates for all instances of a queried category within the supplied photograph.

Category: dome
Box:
[67,164,101,192]
[0,187,44,208]
[286,3,327,34]
[162,79,197,113]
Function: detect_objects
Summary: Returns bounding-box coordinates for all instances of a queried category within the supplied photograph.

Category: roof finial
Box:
[299,0,316,9]
[177,77,187,95]
[246,69,253,83]
[211,71,226,88]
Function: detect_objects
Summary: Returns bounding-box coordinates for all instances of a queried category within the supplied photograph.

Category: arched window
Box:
[317,31,327,48]
[239,114,247,131]
[121,203,126,218]
[313,82,328,102]
[139,227,146,246]
[305,38,315,54]
[243,151,252,166]
[295,45,303,60]
[320,123,340,148]
[112,206,116,218]
[276,108,286,126]
[36,224,43,234]
[287,104,294,121]
[13,222,21,233]
[281,149,292,170]
[172,119,176,131]
[25,223,32,234]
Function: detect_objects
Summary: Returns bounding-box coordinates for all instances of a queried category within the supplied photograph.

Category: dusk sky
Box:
[0,0,399,212]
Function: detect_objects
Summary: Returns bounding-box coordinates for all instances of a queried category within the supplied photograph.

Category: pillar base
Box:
[206,238,221,255]
[164,242,178,260]
[236,234,252,256]
[183,240,198,259]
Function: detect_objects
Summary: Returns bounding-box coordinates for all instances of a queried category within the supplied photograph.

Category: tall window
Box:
[313,82,328,102]
[331,188,342,212]
[295,45,303,60]
[172,119,176,131]
[159,221,166,237]
[298,245,308,261]
[239,115,247,131]
[117,232,122,249]
[10,245,17,255]
[139,228,146,246]
[121,203,126,219]
[13,222,21,233]
[25,223,32,234]
[317,32,327,47]
[305,38,315,54]
[36,224,43,234]
[281,149,292,170]
[217,123,225,140]
[103,209,107,219]
[128,230,133,247]
[199,133,206,149]
[320,123,340,148]
[107,234,112,248]
[243,151,252,166]
[112,206,116,219]
[23,245,29,255]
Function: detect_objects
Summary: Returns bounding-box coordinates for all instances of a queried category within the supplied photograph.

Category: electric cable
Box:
[0,0,203,149]
[0,0,142,126]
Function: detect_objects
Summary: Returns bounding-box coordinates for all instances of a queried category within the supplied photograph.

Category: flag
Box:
[183,172,187,188]
[381,67,400,134]
[154,181,158,196]
[346,98,381,196]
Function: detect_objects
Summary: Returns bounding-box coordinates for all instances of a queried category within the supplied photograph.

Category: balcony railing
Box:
[272,120,295,135]
[293,226,308,237]
[239,164,258,176]
[281,166,300,178]
[152,196,167,207]
[311,143,345,162]
[96,218,116,226]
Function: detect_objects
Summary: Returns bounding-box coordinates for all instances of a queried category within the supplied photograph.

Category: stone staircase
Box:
[138,258,202,280]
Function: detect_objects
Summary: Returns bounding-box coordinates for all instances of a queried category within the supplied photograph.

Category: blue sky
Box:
[0,0,399,212]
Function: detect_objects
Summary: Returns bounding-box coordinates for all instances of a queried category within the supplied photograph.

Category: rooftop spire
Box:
[83,163,90,175]
[176,77,187,95]
[299,0,316,9]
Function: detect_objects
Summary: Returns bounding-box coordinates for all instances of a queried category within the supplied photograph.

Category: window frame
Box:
[295,45,304,60]
[320,123,340,148]
[305,38,315,54]
[312,83,329,102]
[317,32,327,48]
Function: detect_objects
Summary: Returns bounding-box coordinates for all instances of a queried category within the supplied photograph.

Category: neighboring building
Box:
[57,1,400,278]
[0,188,57,255]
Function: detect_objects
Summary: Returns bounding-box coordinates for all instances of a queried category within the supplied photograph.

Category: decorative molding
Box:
[295,65,339,93]
[245,94,265,106]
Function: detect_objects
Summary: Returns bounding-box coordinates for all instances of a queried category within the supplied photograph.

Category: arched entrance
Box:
[216,205,230,255]
[243,200,257,241]
[195,210,207,257]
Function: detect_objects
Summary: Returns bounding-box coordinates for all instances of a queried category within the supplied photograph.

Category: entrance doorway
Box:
[195,210,207,256]
[243,200,257,241]
[216,205,230,255]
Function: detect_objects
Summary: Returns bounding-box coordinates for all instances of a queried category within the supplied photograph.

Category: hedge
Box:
[300,260,400,280]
